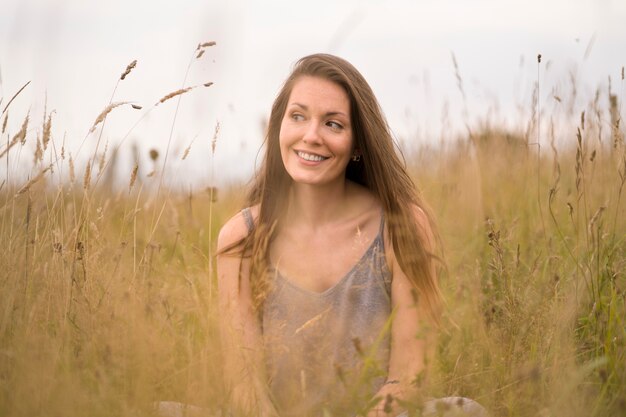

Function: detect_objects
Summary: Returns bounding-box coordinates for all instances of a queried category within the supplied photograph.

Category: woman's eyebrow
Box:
[290,102,308,110]
[289,102,348,118]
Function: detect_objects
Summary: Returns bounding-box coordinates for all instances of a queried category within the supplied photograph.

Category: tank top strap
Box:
[378,210,386,237]
[241,207,254,234]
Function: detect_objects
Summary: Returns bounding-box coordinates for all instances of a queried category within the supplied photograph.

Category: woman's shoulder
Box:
[217,205,260,251]
[347,181,380,211]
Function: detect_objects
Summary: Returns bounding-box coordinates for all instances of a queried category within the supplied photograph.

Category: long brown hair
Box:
[227,53,442,322]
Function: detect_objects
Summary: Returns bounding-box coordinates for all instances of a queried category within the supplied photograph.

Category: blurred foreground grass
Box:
[1,76,625,417]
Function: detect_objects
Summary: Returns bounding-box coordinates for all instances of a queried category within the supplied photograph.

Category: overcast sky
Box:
[1,0,625,186]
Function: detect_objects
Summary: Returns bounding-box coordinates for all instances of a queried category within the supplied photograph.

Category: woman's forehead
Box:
[287,76,350,112]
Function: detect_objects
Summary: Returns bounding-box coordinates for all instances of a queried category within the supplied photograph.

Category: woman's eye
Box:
[327,121,343,130]
[291,113,304,121]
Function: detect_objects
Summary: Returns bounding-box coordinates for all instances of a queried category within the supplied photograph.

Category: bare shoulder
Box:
[217,205,259,251]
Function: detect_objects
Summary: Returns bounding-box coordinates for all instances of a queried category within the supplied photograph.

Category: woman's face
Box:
[279,76,354,187]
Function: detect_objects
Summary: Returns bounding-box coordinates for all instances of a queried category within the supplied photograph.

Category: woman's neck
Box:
[284,180,353,229]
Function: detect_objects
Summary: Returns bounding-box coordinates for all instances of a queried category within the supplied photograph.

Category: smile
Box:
[296,151,329,162]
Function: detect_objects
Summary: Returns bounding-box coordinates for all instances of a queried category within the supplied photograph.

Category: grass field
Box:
[0,56,625,416]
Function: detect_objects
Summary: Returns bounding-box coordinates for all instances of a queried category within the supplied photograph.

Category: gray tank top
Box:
[241,208,392,417]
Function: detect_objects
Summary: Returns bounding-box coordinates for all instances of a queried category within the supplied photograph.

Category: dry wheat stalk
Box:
[181,134,200,161]
[17,114,29,145]
[34,136,43,163]
[211,120,220,155]
[89,102,129,133]
[156,87,193,105]
[0,138,19,159]
[0,114,29,159]
[42,113,52,151]
[98,141,108,174]
[181,146,191,160]
[451,52,466,102]
[69,154,75,183]
[156,82,213,106]
[129,163,138,191]
[120,59,137,80]
[197,41,216,50]
[196,41,216,59]
[295,307,331,335]
[581,111,586,130]
[1,80,30,116]
[83,162,91,190]
[15,165,52,195]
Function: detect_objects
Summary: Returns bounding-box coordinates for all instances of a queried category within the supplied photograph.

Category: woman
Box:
[216,54,484,417]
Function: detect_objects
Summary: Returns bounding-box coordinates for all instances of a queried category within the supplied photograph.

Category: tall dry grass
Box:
[0,49,624,417]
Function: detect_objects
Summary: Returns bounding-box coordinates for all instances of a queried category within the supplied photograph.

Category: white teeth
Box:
[297,151,327,162]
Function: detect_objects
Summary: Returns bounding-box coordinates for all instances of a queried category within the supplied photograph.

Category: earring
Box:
[351,154,361,162]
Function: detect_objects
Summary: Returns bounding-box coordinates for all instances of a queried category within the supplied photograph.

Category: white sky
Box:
[1,0,625,187]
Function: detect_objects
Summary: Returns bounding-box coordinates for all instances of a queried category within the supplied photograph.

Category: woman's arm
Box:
[368,207,437,417]
[217,210,279,417]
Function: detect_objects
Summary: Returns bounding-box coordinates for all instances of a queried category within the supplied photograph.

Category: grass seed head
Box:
[1,113,30,159]
[98,141,108,174]
[83,161,91,190]
[16,113,30,145]
[69,154,75,183]
[15,165,51,196]
[129,163,138,191]
[120,59,137,80]
[34,135,43,163]
[42,113,52,151]
[149,149,159,161]
[211,120,220,155]
[156,87,193,105]
[197,41,216,50]
[1,111,7,134]
[581,111,585,130]
[207,186,218,202]
[89,102,129,134]
[182,146,191,160]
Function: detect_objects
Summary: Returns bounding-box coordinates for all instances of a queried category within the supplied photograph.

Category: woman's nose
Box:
[302,121,322,145]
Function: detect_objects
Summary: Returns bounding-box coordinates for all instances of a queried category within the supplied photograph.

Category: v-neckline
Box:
[271,224,383,297]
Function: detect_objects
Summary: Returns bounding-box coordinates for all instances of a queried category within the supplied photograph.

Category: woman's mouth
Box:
[296,151,329,162]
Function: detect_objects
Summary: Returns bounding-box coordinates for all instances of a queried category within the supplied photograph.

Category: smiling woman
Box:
[155,54,488,417]
[279,76,355,187]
